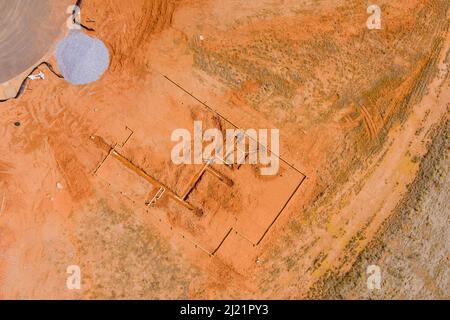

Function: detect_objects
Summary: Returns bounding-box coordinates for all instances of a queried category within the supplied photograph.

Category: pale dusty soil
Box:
[0,0,449,299]
[310,120,449,299]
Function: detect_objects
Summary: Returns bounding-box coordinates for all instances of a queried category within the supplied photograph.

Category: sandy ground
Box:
[0,0,449,299]
[0,0,72,99]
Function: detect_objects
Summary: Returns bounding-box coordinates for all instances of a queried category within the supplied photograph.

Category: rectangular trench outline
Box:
[160,73,309,254]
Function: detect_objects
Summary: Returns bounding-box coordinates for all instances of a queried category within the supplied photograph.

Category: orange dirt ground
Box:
[0,0,449,299]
